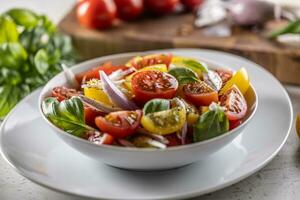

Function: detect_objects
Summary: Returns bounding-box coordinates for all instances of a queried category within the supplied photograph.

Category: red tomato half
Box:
[215,68,233,87]
[75,62,128,83]
[77,0,117,29]
[144,0,179,15]
[87,131,114,145]
[229,120,242,130]
[84,106,104,128]
[131,70,178,103]
[95,110,142,138]
[51,87,80,101]
[183,82,218,106]
[127,54,172,69]
[114,0,143,21]
[220,85,247,121]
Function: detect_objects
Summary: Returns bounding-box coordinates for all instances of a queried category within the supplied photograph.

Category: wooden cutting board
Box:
[58,7,300,85]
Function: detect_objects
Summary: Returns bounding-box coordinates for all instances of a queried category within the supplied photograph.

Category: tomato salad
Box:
[42,54,250,149]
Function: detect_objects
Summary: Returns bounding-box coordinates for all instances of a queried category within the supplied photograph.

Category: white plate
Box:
[0,49,293,200]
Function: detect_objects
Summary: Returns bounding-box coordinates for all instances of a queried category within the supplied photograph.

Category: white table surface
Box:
[0,1,300,200]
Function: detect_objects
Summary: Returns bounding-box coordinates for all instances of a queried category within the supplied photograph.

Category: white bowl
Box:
[39,51,258,171]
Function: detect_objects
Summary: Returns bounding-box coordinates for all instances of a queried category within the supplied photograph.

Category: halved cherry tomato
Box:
[75,62,128,83]
[87,131,114,145]
[114,0,143,21]
[131,70,178,104]
[95,110,142,138]
[220,85,247,121]
[124,64,168,90]
[215,68,233,87]
[84,106,103,128]
[229,120,242,130]
[141,106,186,135]
[76,0,117,29]
[51,86,80,101]
[126,54,172,70]
[144,0,179,15]
[165,134,181,147]
[183,82,218,106]
[220,68,250,95]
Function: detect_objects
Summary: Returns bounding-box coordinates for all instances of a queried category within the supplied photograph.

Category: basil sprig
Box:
[168,67,199,84]
[143,98,170,115]
[42,97,93,137]
[193,104,229,142]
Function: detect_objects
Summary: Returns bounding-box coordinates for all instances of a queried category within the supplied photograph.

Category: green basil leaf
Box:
[193,105,229,142]
[42,97,92,137]
[34,49,49,74]
[143,99,170,115]
[0,16,19,44]
[0,85,22,119]
[0,42,27,69]
[270,19,300,38]
[168,67,199,84]
[181,59,208,73]
[6,8,39,29]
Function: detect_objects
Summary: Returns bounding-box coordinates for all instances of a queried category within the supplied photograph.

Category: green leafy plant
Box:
[42,97,93,137]
[143,99,170,115]
[168,67,200,84]
[270,19,300,38]
[0,8,75,119]
[193,104,229,142]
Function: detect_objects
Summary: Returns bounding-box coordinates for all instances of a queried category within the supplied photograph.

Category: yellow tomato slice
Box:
[141,107,186,135]
[84,80,113,106]
[124,64,168,90]
[220,68,250,95]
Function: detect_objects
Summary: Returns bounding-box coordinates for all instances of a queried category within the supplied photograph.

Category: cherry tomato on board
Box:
[126,54,172,70]
[183,82,218,107]
[114,0,144,21]
[220,85,247,121]
[75,62,128,83]
[51,86,81,102]
[131,70,178,104]
[76,0,117,29]
[144,0,179,15]
[181,0,204,11]
[95,110,142,138]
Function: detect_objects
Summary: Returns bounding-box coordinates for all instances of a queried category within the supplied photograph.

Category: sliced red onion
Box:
[79,95,122,113]
[61,63,80,89]
[136,127,169,145]
[100,71,139,110]
[118,139,135,147]
[133,136,167,149]
[109,67,136,81]
[204,70,222,91]
[180,122,188,145]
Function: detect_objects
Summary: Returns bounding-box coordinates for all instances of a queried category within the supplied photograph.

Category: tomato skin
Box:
[220,68,250,95]
[131,70,178,104]
[181,0,204,10]
[144,0,179,15]
[215,68,233,87]
[126,54,172,69]
[95,110,142,138]
[220,85,247,121]
[87,132,114,145]
[51,87,80,101]
[75,63,128,83]
[165,134,181,147]
[114,0,143,21]
[77,0,117,29]
[84,106,103,128]
[229,120,242,130]
[183,82,218,107]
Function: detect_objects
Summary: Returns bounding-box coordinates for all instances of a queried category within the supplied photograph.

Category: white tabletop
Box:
[0,1,300,200]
